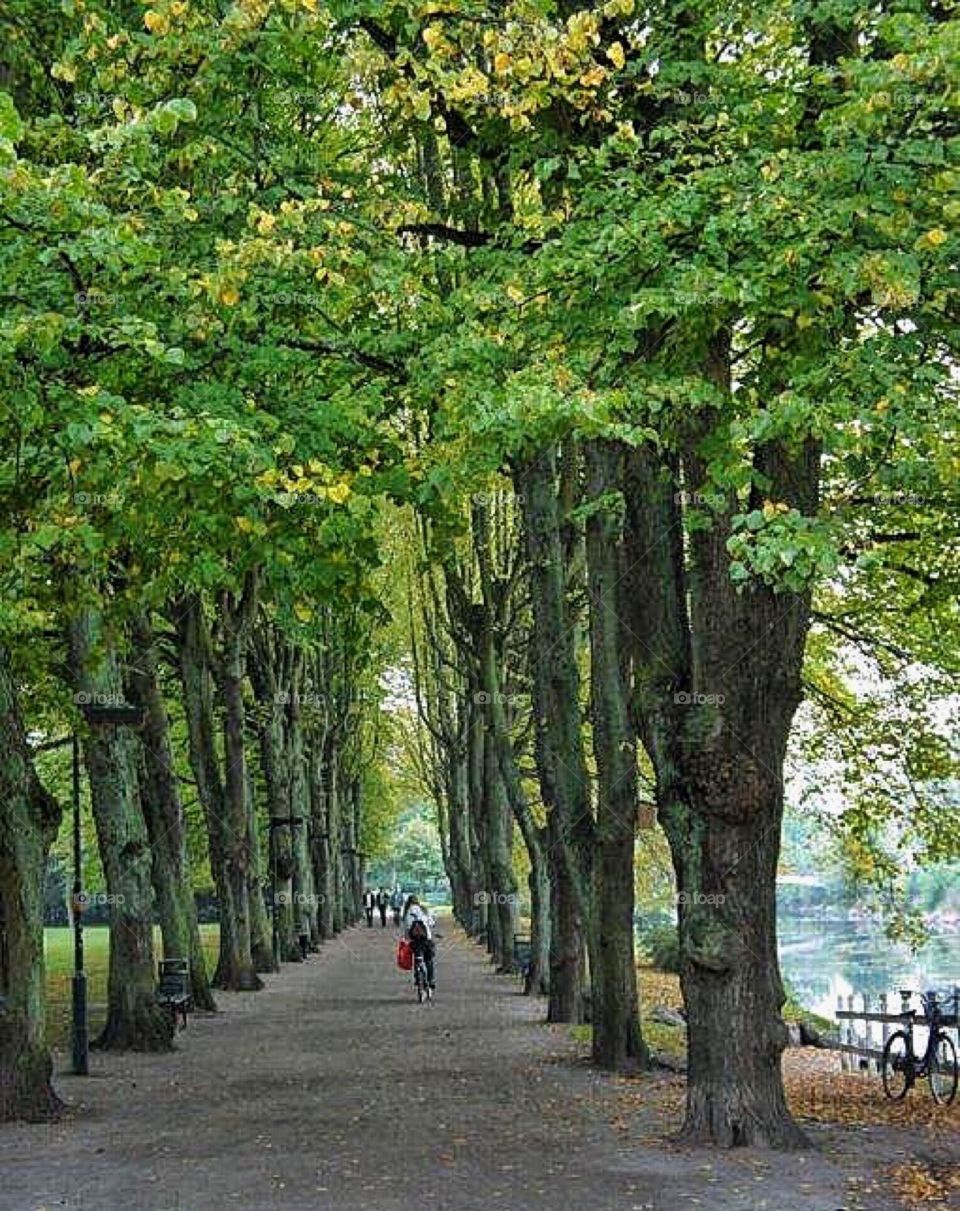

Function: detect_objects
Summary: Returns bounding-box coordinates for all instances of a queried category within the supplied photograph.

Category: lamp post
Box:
[70,733,87,1076]
[71,698,145,1075]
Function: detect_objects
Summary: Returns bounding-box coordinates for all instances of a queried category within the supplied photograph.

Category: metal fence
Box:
[835,988,960,1074]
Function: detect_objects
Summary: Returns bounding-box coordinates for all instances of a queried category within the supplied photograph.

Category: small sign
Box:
[79,702,145,727]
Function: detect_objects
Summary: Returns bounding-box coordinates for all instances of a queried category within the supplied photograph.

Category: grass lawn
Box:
[44,924,221,1049]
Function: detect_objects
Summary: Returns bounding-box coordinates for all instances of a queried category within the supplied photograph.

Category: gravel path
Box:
[0,919,941,1210]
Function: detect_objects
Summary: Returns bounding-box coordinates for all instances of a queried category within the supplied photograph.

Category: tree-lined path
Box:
[0,919,912,1211]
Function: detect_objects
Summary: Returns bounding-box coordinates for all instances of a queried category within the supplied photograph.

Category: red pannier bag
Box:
[397,938,413,971]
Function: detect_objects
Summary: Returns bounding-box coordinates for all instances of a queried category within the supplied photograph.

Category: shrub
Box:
[640,922,681,973]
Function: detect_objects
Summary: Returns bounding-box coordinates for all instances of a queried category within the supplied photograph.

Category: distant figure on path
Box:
[402,895,437,991]
[390,885,404,927]
[362,888,375,927]
[376,887,389,928]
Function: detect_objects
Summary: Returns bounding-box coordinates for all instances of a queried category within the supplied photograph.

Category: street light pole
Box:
[70,733,88,1076]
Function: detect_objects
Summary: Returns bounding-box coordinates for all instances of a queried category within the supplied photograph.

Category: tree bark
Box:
[0,646,63,1120]
[584,439,649,1071]
[174,593,261,992]
[129,616,216,1012]
[622,424,816,1146]
[516,449,593,1023]
[68,609,173,1051]
[249,629,299,962]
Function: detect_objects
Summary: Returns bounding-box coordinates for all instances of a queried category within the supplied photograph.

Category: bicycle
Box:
[881,989,959,1105]
[413,950,433,1004]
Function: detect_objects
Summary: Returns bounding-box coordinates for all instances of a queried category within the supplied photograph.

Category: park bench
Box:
[156,958,191,1030]
[513,933,532,987]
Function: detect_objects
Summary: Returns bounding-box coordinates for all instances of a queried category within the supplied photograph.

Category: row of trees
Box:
[1,0,957,1152]
[369,0,958,1149]
[0,0,403,1121]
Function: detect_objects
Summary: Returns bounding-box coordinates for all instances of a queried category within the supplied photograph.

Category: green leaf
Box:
[0,92,23,142]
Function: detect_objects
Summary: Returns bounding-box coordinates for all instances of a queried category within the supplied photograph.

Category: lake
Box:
[778,913,960,1019]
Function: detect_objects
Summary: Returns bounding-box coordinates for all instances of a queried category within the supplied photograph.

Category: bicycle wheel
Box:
[882,1031,913,1100]
[929,1032,958,1105]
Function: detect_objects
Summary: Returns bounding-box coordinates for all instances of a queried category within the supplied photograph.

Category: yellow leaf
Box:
[327,481,351,504]
[236,517,254,533]
[505,283,524,303]
[915,227,947,251]
[144,10,170,34]
[579,65,607,88]
[293,602,314,623]
[607,42,625,70]
[494,52,512,74]
[69,458,82,475]
[219,285,240,307]
[257,212,276,235]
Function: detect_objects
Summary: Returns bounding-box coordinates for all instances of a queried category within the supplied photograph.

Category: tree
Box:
[0,646,62,1119]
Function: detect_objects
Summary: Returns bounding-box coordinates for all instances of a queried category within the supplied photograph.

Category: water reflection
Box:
[778,913,959,1018]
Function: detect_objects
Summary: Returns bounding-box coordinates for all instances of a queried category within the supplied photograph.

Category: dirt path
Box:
[0,920,951,1210]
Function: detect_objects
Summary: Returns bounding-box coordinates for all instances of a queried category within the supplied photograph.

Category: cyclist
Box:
[402,895,436,991]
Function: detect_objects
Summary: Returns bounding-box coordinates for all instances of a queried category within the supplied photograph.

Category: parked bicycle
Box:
[881,989,958,1105]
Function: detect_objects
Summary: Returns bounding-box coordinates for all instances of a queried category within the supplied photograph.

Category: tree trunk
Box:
[663,768,805,1147]
[175,592,261,992]
[249,630,301,962]
[309,732,335,940]
[471,499,522,971]
[246,762,274,973]
[287,696,317,948]
[516,449,593,1023]
[0,646,63,1121]
[584,439,648,1071]
[129,617,216,1012]
[621,424,816,1146]
[68,609,173,1050]
[465,694,488,941]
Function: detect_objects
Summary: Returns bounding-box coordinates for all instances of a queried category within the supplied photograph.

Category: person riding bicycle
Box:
[402,895,436,991]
